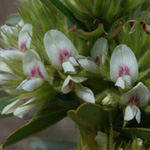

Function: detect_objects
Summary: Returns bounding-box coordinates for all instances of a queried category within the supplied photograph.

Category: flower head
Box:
[121,82,150,123]
[2,97,45,119]
[44,30,78,73]
[17,50,49,91]
[78,38,108,74]
[110,45,138,89]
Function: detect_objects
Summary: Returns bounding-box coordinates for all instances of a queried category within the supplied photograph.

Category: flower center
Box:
[118,64,130,77]
[126,93,141,106]
[30,65,44,79]
[58,49,72,65]
[95,54,103,67]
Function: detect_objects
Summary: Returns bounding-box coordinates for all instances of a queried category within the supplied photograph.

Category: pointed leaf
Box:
[1,110,66,148]
[40,0,86,30]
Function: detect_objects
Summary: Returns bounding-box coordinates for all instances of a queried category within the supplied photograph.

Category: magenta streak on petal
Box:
[126,93,140,106]
[95,54,103,67]
[86,90,92,95]
[132,106,137,116]
[27,77,31,81]
[21,98,30,103]
[20,40,28,52]
[31,66,36,77]
[68,80,72,89]
[37,66,44,79]
[57,49,72,65]
[118,64,130,77]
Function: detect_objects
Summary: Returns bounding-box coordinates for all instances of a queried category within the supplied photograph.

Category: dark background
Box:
[0,0,78,149]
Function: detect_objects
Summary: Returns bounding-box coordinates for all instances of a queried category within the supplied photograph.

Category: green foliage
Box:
[68,103,109,132]
[1,94,78,149]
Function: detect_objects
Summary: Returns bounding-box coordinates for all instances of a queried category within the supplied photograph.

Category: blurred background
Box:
[0,0,78,149]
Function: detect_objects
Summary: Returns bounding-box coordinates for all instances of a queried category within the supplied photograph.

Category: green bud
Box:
[131,138,143,150]
[95,131,108,150]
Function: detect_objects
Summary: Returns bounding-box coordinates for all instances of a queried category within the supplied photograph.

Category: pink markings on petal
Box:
[31,66,36,77]
[132,106,137,116]
[118,64,130,77]
[57,49,72,65]
[20,40,28,52]
[95,54,103,67]
[68,80,72,89]
[30,65,44,79]
[126,93,141,106]
[37,66,44,79]
[21,98,30,103]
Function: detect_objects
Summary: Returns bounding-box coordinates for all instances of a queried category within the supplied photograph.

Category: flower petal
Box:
[44,30,78,70]
[110,45,138,84]
[1,25,18,45]
[0,62,13,73]
[124,105,135,121]
[78,58,99,74]
[16,77,44,91]
[14,98,43,119]
[121,82,150,107]
[23,50,49,80]
[135,106,141,124]
[69,57,79,66]
[0,49,24,61]
[75,85,95,103]
[0,72,16,84]
[115,77,125,89]
[91,38,108,65]
[62,61,76,73]
[62,75,87,94]
[18,24,32,52]
[2,99,24,114]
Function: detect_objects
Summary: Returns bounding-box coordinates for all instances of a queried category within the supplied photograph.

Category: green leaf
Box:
[73,24,106,40]
[118,127,150,142]
[1,110,66,149]
[29,139,75,150]
[1,94,78,148]
[40,0,86,30]
[5,13,22,25]
[68,103,109,131]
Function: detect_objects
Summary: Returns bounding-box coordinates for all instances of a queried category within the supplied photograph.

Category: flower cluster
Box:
[0,20,150,125]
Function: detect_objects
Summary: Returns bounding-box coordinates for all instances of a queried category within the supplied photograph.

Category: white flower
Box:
[1,25,18,45]
[2,97,44,119]
[0,72,16,85]
[121,82,150,123]
[18,24,32,52]
[0,48,24,61]
[75,85,95,103]
[17,50,49,91]
[62,75,95,103]
[0,24,32,61]
[62,75,87,94]
[110,45,138,89]
[44,30,79,73]
[78,38,108,74]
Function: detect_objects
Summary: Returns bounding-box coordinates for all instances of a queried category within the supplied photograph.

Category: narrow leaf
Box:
[2,111,66,148]
[40,0,86,30]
